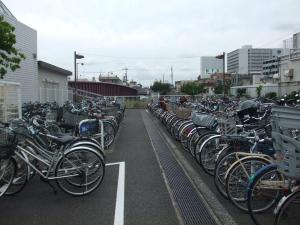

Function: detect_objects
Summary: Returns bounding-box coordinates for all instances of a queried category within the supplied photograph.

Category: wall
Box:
[230,83,300,97]
[38,68,69,105]
[2,15,38,103]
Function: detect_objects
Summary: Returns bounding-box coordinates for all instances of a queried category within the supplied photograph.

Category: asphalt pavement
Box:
[0,109,259,225]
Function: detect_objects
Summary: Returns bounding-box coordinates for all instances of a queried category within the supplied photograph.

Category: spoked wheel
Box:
[55,148,105,196]
[247,164,284,225]
[198,135,227,176]
[214,146,237,198]
[5,153,29,196]
[0,158,16,197]
[274,187,300,225]
[103,121,115,149]
[225,157,271,212]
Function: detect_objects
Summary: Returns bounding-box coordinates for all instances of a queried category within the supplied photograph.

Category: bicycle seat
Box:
[49,134,75,145]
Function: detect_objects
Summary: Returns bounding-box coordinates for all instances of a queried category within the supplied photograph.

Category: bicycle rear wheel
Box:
[55,147,105,196]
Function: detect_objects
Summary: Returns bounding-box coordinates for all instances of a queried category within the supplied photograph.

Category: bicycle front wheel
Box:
[274,187,300,225]
[55,147,105,196]
[226,156,271,212]
[0,158,16,197]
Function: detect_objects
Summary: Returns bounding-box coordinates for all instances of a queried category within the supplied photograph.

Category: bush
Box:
[265,92,277,99]
[237,88,246,97]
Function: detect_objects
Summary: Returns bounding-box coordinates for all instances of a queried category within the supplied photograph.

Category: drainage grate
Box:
[143,112,218,225]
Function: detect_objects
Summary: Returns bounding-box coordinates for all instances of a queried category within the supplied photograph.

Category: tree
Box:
[256,85,263,97]
[181,81,206,96]
[237,88,246,97]
[0,16,25,79]
[150,81,171,95]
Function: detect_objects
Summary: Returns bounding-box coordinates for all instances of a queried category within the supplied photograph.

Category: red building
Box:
[68,81,137,96]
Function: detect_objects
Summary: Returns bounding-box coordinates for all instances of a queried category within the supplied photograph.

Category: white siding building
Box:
[1,1,38,102]
[38,61,72,105]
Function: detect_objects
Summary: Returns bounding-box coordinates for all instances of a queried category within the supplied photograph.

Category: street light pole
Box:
[74,51,77,102]
[223,52,225,97]
[216,52,226,97]
[73,51,84,103]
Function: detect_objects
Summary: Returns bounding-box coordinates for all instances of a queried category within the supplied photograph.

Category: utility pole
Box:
[123,67,128,83]
[163,73,165,83]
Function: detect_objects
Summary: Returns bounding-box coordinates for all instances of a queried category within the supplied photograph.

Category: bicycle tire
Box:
[274,186,300,225]
[225,156,271,212]
[55,147,105,196]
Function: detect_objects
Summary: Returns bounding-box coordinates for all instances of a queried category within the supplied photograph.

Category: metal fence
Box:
[39,87,104,105]
[0,81,21,122]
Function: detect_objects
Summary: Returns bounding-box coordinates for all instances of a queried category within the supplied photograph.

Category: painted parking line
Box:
[106,162,126,225]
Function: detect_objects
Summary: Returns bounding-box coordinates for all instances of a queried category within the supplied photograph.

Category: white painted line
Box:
[113,161,125,225]
[106,162,122,166]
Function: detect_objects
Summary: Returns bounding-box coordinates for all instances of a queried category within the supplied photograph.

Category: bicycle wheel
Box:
[226,156,271,212]
[193,130,218,158]
[0,158,16,197]
[5,153,29,196]
[103,121,115,149]
[55,147,105,196]
[274,187,300,225]
[198,135,227,176]
[214,146,237,198]
[247,164,283,225]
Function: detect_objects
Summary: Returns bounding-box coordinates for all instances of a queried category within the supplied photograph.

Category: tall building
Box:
[200,56,223,79]
[293,32,300,49]
[227,45,283,76]
[1,1,38,102]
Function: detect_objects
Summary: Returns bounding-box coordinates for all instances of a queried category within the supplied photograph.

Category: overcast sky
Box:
[3,0,300,86]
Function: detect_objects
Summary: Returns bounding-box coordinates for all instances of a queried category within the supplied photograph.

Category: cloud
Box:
[3,0,300,86]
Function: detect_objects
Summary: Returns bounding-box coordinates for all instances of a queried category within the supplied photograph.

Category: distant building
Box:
[175,80,192,92]
[98,75,122,85]
[227,45,283,76]
[293,32,300,49]
[200,56,223,79]
[38,61,72,105]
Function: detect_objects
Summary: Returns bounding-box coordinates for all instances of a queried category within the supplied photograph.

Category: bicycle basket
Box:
[191,112,215,129]
[0,126,17,158]
[271,106,300,179]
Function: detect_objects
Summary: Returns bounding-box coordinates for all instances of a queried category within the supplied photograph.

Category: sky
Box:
[3,0,300,86]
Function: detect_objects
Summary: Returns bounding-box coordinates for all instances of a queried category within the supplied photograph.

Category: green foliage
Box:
[150,81,171,95]
[0,16,25,79]
[214,80,231,95]
[256,85,263,97]
[214,84,223,95]
[264,92,277,99]
[237,88,246,97]
[181,81,206,96]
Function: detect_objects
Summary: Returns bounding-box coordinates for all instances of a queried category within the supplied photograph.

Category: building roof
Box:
[38,61,72,76]
[0,1,16,19]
